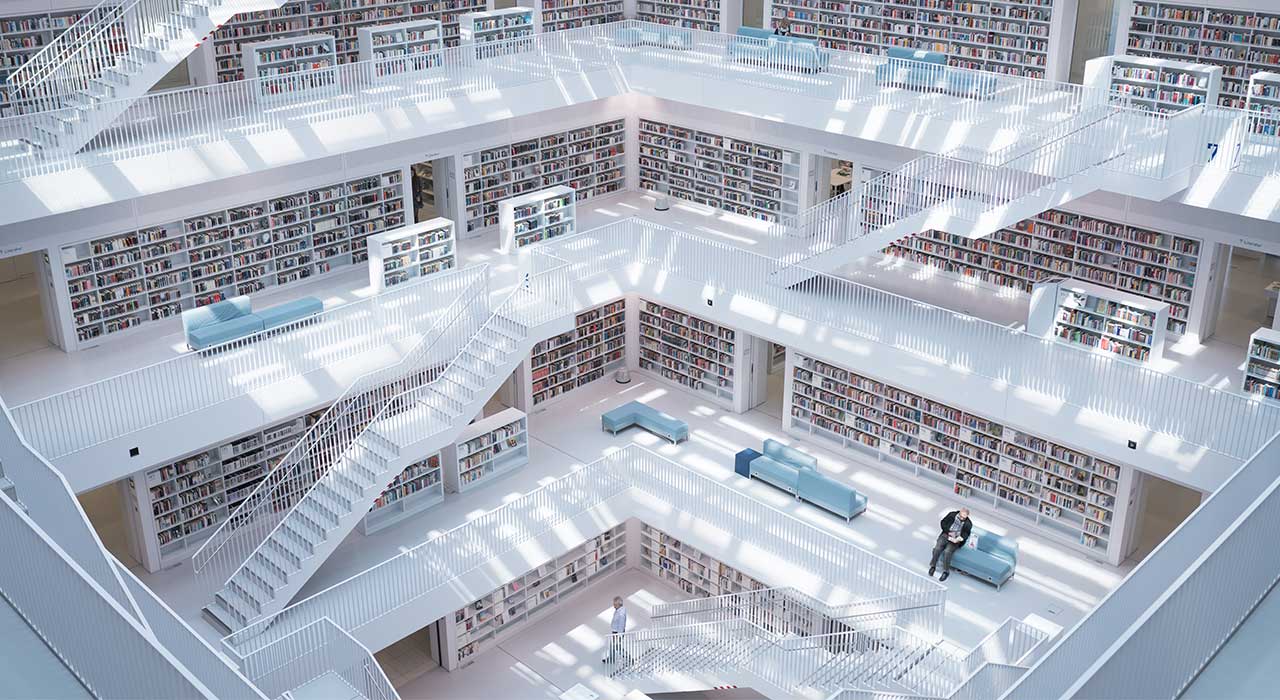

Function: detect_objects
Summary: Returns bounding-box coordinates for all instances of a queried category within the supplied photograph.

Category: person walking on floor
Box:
[602,596,628,664]
[929,507,972,581]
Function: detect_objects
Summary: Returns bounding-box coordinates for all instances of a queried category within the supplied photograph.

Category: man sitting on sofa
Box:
[928,507,972,581]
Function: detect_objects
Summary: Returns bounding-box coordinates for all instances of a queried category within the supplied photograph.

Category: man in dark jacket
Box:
[929,508,971,581]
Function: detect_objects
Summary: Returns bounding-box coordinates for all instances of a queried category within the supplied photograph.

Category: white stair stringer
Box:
[14,0,285,156]
[206,307,566,632]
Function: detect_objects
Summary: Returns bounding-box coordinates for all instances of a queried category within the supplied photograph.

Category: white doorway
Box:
[410,157,455,223]
[0,251,57,361]
[1126,472,1203,563]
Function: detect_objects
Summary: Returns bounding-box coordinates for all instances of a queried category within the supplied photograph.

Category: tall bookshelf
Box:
[366,218,457,292]
[637,118,802,223]
[444,525,626,669]
[1244,327,1280,401]
[637,0,722,32]
[57,170,405,349]
[242,34,338,104]
[1247,71,1280,131]
[460,118,626,235]
[784,350,1132,562]
[521,299,627,409]
[357,18,443,75]
[442,408,529,493]
[516,0,625,32]
[207,0,487,83]
[459,7,535,59]
[1122,1,1280,108]
[1083,54,1222,114]
[362,452,444,534]
[881,208,1203,336]
[499,186,576,254]
[766,0,1058,79]
[1028,278,1169,363]
[0,7,91,114]
[124,417,308,572]
[636,298,738,408]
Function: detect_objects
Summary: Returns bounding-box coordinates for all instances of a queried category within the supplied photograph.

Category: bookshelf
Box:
[362,452,444,534]
[242,34,338,104]
[639,524,769,598]
[520,299,627,410]
[1028,278,1169,364]
[124,417,308,572]
[207,0,487,84]
[636,298,739,408]
[57,170,405,349]
[516,0,625,32]
[766,0,1057,79]
[637,118,802,223]
[499,186,576,254]
[459,8,535,60]
[444,525,626,669]
[460,118,625,235]
[1122,1,1280,108]
[366,218,457,292]
[357,18,443,75]
[1244,327,1280,401]
[637,0,722,32]
[784,350,1132,562]
[1083,55,1222,114]
[0,8,91,114]
[1248,71,1280,130]
[881,208,1203,336]
[442,408,529,493]
[769,342,786,373]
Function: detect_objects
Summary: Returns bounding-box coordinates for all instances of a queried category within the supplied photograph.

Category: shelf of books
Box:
[124,416,308,572]
[1083,54,1221,114]
[499,186,576,254]
[1244,327,1280,401]
[459,8,535,60]
[516,0,625,32]
[366,218,457,292]
[769,342,786,373]
[356,18,443,75]
[637,298,738,408]
[362,452,444,535]
[1028,278,1169,363]
[639,524,769,597]
[443,408,530,493]
[881,208,1202,336]
[1248,71,1280,133]
[1123,1,1280,108]
[766,0,1056,79]
[785,350,1129,562]
[0,8,90,114]
[243,34,338,103]
[208,0,487,84]
[637,0,722,32]
[461,118,625,235]
[523,299,627,409]
[57,170,404,349]
[637,118,802,223]
[445,524,626,669]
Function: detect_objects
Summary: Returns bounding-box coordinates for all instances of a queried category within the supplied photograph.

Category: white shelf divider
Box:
[1244,327,1280,402]
[1028,277,1169,364]
[1083,54,1222,114]
[499,186,576,254]
[366,218,457,292]
[442,407,529,493]
[242,34,338,104]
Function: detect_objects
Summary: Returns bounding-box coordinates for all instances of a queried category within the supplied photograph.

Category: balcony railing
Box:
[223,617,396,700]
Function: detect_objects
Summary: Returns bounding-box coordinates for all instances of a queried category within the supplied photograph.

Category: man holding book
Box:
[929,508,971,581]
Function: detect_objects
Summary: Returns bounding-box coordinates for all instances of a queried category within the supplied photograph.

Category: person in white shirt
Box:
[602,596,627,664]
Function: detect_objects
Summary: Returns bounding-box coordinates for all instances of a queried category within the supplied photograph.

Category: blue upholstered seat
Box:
[729,27,829,73]
[874,47,996,98]
[761,438,817,471]
[187,313,264,351]
[601,401,689,444]
[617,26,693,50]
[182,296,256,350]
[748,454,801,494]
[746,438,868,519]
[951,527,1018,589]
[255,296,324,330]
[797,469,868,521]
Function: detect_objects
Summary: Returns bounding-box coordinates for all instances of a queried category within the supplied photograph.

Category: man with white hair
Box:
[602,596,627,664]
[929,507,972,582]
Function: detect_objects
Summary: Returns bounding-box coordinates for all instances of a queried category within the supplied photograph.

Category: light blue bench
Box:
[601,401,689,444]
[748,438,817,494]
[874,47,997,98]
[182,295,324,351]
[798,469,868,522]
[617,25,693,50]
[951,527,1018,590]
[729,27,829,74]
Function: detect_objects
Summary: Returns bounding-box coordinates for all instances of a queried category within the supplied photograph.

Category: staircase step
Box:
[279,520,321,554]
[228,569,273,611]
[250,547,294,587]
[298,498,341,529]
[214,586,258,626]
[289,504,334,539]
[315,481,356,511]
[265,537,304,570]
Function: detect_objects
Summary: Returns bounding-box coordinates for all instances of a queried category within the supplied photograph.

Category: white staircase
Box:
[8,0,281,156]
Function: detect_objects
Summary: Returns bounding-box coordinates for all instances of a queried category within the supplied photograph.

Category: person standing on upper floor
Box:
[602,596,628,664]
[928,507,971,582]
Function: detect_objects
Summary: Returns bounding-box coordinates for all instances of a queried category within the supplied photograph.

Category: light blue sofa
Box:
[747,438,817,494]
[729,27,829,73]
[951,527,1018,590]
[601,401,689,444]
[617,25,693,50]
[874,47,996,98]
[182,295,324,351]
[798,469,868,522]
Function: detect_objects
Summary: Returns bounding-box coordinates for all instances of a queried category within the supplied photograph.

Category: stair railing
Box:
[191,270,491,593]
[222,616,398,700]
